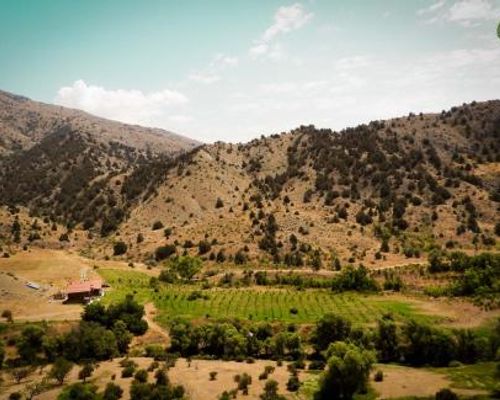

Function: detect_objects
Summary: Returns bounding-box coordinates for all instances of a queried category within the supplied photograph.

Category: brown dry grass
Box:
[372,364,486,399]
[0,358,294,400]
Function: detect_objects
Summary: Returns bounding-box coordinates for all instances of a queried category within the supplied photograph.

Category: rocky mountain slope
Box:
[1,95,499,267]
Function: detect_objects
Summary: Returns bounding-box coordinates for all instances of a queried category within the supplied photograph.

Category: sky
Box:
[0,0,499,143]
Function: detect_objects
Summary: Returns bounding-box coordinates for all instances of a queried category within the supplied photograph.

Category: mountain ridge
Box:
[0,93,499,268]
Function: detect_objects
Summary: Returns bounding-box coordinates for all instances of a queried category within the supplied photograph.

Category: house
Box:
[65,279,103,303]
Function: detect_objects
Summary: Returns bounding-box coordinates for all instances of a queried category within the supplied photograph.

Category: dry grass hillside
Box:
[0,90,199,242]
[1,97,499,268]
[110,100,499,267]
[0,89,199,155]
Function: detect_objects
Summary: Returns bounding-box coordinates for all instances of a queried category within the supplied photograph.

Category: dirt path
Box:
[144,303,169,340]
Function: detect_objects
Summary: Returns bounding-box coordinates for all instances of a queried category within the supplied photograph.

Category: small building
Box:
[26,281,41,290]
[65,279,103,303]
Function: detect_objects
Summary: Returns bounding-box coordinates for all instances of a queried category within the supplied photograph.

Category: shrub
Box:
[374,370,384,382]
[210,371,218,381]
[49,358,73,385]
[113,241,128,256]
[134,369,148,383]
[155,245,176,261]
[103,382,123,400]
[286,375,301,392]
[122,365,135,378]
[435,388,458,400]
[152,221,164,230]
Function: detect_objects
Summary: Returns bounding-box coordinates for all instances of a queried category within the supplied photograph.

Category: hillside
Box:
[0,89,199,249]
[0,89,198,155]
[1,97,499,267]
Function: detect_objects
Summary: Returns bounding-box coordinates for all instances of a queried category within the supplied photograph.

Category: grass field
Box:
[98,269,438,325]
[440,362,499,393]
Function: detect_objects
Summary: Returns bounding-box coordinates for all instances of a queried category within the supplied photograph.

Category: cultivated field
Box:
[99,269,442,326]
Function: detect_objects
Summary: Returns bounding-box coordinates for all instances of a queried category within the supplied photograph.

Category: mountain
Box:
[0,94,499,267]
[0,89,199,241]
[0,89,198,155]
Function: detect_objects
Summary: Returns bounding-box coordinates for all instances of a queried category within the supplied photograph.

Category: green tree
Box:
[314,342,375,400]
[169,256,202,281]
[311,313,351,353]
[376,314,399,362]
[17,325,46,363]
[112,320,133,354]
[49,358,73,385]
[260,379,286,400]
[134,369,148,383]
[57,382,99,400]
[103,382,123,400]
[78,363,94,382]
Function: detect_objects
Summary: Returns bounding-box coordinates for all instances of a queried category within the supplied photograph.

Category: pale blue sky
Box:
[1,0,499,142]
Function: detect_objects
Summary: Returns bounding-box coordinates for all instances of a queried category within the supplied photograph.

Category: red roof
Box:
[67,279,103,294]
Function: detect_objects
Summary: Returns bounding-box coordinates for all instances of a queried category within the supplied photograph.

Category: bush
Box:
[435,388,458,400]
[210,371,218,381]
[374,370,384,382]
[103,382,123,400]
[308,360,326,370]
[286,375,301,392]
[113,241,128,256]
[134,369,148,383]
[152,221,164,230]
[155,245,176,261]
[122,365,135,378]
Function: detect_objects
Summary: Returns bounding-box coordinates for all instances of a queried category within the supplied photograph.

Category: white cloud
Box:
[417,0,447,16]
[249,43,269,56]
[55,80,188,125]
[210,54,239,68]
[418,0,500,26]
[448,0,498,22]
[249,3,313,58]
[188,72,220,84]
[262,3,314,41]
[189,53,238,84]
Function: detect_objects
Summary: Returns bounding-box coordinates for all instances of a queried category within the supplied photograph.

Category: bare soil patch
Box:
[372,364,486,399]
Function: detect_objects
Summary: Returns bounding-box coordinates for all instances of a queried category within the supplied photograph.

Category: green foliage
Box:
[332,265,379,292]
[83,294,147,335]
[113,241,128,256]
[168,256,202,281]
[134,369,148,383]
[57,382,99,400]
[376,314,400,363]
[49,358,73,385]
[103,382,123,400]
[427,251,500,305]
[17,324,46,363]
[260,379,286,400]
[152,221,164,230]
[314,341,375,400]
[155,245,176,261]
[78,363,94,382]
[401,320,456,366]
[311,313,352,353]
[435,388,458,400]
